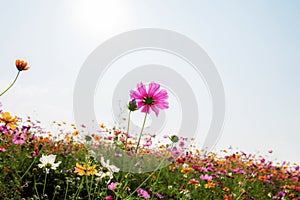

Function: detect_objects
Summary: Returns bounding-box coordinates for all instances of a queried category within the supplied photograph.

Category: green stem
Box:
[74,177,84,199]
[86,174,91,200]
[0,71,20,97]
[135,109,148,153]
[64,181,69,200]
[125,111,132,146]
[52,192,57,200]
[21,155,38,180]
[92,181,98,199]
[89,174,94,196]
[34,175,40,200]
[42,172,48,196]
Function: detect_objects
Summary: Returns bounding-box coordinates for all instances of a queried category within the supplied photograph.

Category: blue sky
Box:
[0,1,299,163]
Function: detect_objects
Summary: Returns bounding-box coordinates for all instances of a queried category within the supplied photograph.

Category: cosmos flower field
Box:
[0,61,300,199]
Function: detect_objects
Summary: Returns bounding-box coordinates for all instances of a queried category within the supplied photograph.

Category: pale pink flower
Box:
[130,82,169,116]
[108,182,118,190]
[0,147,6,152]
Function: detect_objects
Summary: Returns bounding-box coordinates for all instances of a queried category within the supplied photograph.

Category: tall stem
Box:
[34,175,40,200]
[64,181,69,200]
[42,172,48,196]
[86,174,91,200]
[125,111,132,146]
[135,108,148,153]
[21,155,38,180]
[0,71,20,97]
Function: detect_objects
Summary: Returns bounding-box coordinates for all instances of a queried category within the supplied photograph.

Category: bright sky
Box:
[0,1,299,164]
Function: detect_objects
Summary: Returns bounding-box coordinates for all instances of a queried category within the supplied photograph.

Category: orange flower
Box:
[3,167,10,173]
[223,194,232,200]
[74,163,98,176]
[0,112,18,129]
[93,134,102,143]
[181,167,193,174]
[258,175,267,181]
[289,193,295,198]
[204,182,215,189]
[72,130,79,136]
[223,187,230,192]
[15,59,29,71]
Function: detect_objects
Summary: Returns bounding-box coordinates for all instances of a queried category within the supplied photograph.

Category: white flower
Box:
[96,171,113,180]
[182,163,189,168]
[95,157,120,183]
[38,154,61,173]
[100,157,120,173]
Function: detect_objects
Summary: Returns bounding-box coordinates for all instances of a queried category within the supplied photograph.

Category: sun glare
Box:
[71,0,131,36]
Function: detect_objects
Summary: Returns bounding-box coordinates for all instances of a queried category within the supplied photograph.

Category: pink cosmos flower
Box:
[200,174,213,181]
[137,188,150,199]
[108,182,118,190]
[12,133,26,145]
[143,139,152,147]
[130,82,169,117]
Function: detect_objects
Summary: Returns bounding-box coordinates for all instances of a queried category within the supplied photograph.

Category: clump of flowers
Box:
[0,79,300,200]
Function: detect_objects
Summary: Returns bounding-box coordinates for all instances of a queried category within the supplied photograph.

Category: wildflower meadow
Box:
[0,60,299,200]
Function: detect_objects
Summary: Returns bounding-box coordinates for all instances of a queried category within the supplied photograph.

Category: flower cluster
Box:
[0,80,299,199]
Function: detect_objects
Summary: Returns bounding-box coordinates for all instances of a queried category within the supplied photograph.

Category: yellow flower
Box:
[0,112,18,129]
[74,163,98,176]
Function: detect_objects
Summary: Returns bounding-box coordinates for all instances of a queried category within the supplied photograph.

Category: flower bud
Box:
[127,99,137,112]
[169,135,179,143]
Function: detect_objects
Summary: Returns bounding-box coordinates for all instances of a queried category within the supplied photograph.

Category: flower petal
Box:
[137,82,147,97]
[148,82,160,96]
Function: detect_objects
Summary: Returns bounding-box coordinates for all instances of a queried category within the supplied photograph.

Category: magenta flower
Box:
[150,188,164,199]
[108,182,118,190]
[12,133,26,145]
[105,195,114,200]
[130,82,169,116]
[137,188,150,199]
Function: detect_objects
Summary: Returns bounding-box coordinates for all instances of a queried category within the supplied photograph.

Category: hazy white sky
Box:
[0,1,299,163]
